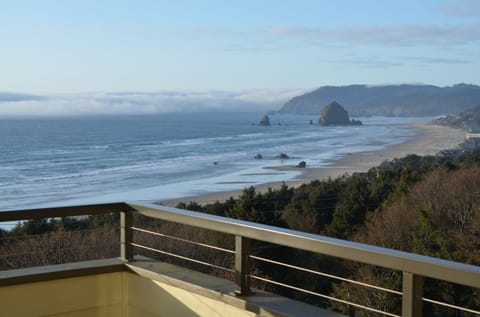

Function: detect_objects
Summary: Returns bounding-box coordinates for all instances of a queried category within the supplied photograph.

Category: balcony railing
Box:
[0,202,479,317]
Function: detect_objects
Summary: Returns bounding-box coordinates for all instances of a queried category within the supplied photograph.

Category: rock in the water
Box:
[319,101,350,125]
[297,161,306,168]
[276,153,289,159]
[259,115,270,126]
[351,118,362,125]
[319,101,362,126]
[254,153,263,159]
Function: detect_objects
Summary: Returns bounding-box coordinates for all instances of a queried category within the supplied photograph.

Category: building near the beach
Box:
[463,133,480,150]
[466,133,480,139]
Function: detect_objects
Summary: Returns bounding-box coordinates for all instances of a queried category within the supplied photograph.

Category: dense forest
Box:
[2,147,480,316]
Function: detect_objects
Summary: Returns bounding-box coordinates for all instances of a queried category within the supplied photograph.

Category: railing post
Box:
[120,211,133,261]
[234,236,252,296]
[402,272,424,317]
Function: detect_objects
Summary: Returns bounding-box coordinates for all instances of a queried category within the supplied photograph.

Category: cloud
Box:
[153,22,480,52]
[141,26,247,39]
[318,54,471,69]
[401,56,470,65]
[162,21,480,48]
[170,26,245,38]
[232,89,309,103]
[40,19,480,53]
[439,0,480,17]
[0,90,301,117]
[0,92,45,102]
[321,56,405,69]
[265,23,480,47]
[209,39,280,52]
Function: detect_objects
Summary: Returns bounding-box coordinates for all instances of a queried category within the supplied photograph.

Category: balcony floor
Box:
[128,258,344,317]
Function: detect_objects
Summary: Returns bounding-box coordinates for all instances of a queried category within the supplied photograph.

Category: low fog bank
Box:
[0,89,306,117]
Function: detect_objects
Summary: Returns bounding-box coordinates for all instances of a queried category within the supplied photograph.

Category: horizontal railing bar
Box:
[131,243,234,273]
[127,202,480,289]
[131,226,235,254]
[253,244,284,250]
[250,255,402,295]
[0,203,134,222]
[423,297,480,315]
[250,274,400,317]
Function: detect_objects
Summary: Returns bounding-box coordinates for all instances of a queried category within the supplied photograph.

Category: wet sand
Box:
[159,123,466,206]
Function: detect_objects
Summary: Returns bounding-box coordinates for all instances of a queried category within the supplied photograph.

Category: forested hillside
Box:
[278,83,480,117]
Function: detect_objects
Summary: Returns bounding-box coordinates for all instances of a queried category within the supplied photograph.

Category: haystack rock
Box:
[319,101,362,126]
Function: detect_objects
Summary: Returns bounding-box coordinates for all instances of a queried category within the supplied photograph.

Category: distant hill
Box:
[278,84,480,117]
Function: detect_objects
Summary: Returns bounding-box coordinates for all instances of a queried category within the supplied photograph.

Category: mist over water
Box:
[0,113,419,210]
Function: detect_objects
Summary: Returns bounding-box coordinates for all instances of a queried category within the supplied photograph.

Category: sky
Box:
[0,0,479,115]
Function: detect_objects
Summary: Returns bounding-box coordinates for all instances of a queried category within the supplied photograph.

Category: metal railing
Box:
[1,201,479,317]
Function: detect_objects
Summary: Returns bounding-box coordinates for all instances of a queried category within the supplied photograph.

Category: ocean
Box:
[0,113,419,211]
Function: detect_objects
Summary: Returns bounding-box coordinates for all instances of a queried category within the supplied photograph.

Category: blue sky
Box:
[1,0,480,94]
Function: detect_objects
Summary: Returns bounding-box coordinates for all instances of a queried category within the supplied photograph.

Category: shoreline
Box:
[158,123,466,206]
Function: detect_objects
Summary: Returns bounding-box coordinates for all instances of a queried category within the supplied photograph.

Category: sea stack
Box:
[319,101,362,126]
[259,115,270,126]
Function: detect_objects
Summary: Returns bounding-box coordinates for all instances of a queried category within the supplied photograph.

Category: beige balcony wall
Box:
[0,271,258,317]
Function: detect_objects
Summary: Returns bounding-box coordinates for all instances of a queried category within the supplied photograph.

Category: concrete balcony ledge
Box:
[0,258,344,317]
[127,258,344,317]
[0,258,125,286]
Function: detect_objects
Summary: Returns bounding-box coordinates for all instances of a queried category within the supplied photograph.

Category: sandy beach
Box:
[159,123,466,206]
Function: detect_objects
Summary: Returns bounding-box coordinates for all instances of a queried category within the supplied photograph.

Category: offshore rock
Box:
[276,153,290,159]
[259,115,270,126]
[297,161,306,168]
[319,101,362,126]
